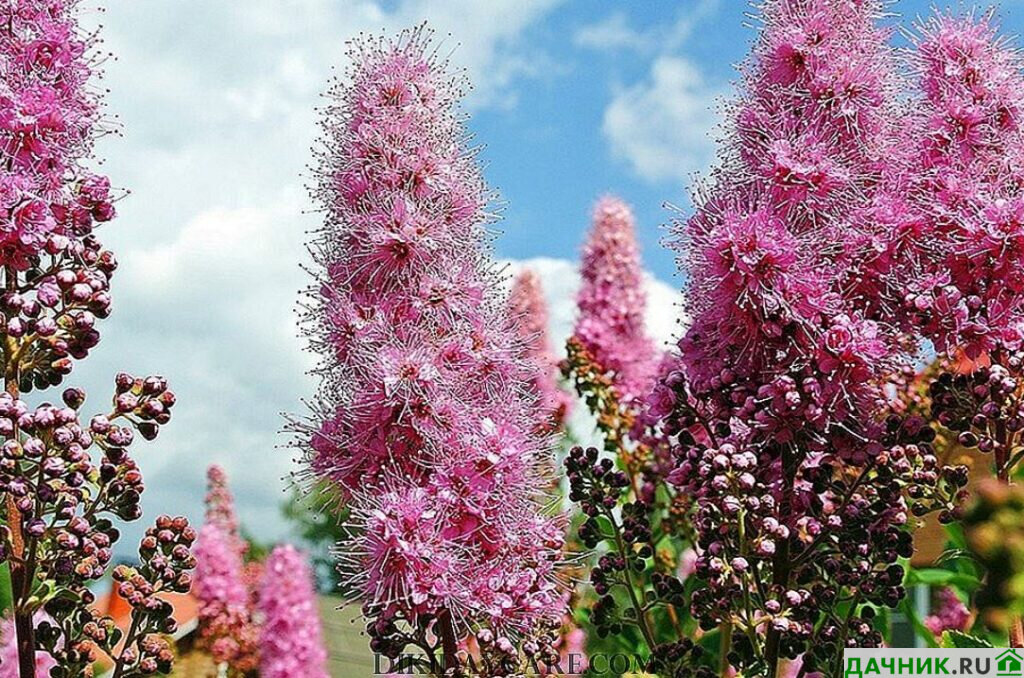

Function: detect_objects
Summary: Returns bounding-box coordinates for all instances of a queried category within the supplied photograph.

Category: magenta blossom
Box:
[257,545,329,678]
[193,523,257,670]
[659,2,964,674]
[925,588,971,637]
[299,26,566,653]
[204,464,246,558]
[900,12,1024,360]
[0,0,115,271]
[573,196,660,405]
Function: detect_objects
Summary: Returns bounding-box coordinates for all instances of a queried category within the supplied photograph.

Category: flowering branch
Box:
[297,26,568,674]
[0,1,190,674]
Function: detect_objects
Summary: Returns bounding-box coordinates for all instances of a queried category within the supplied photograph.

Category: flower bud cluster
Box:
[1,234,118,393]
[927,361,1024,475]
[0,373,174,579]
[565,446,702,669]
[802,610,884,671]
[115,515,196,618]
[508,269,572,430]
[0,374,178,673]
[472,622,565,677]
[39,515,194,677]
[663,389,965,672]
[646,639,713,678]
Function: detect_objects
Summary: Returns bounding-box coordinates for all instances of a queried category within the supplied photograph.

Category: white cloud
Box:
[388,0,568,109]
[575,0,720,55]
[573,12,649,52]
[77,200,314,549]
[584,1,725,185]
[602,56,721,184]
[66,0,567,550]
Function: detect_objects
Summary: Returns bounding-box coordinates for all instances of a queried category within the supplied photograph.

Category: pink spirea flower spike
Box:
[655,2,962,670]
[676,0,908,431]
[193,523,252,666]
[0,0,116,270]
[924,588,971,638]
[901,12,1024,360]
[573,196,660,405]
[194,465,259,671]
[302,27,566,643]
[508,269,571,429]
[257,545,329,678]
[205,465,238,534]
[205,464,246,556]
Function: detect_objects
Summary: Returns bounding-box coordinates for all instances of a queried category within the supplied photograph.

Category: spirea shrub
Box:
[279,2,1024,674]
[572,197,660,407]
[193,466,259,673]
[257,544,329,678]
[0,2,192,676]
[898,10,1024,646]
[297,26,566,673]
[655,1,965,674]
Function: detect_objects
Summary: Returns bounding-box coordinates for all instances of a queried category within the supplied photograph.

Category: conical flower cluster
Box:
[257,545,329,678]
[677,0,907,415]
[0,0,116,270]
[661,2,964,672]
[302,27,565,642]
[900,12,1024,359]
[573,197,659,405]
[193,466,259,671]
[508,269,571,428]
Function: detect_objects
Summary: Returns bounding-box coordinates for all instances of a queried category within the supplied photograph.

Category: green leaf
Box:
[934,548,973,567]
[944,522,968,550]
[905,568,981,591]
[0,563,11,617]
[941,630,994,648]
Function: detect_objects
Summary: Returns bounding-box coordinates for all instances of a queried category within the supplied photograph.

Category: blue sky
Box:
[468,0,1024,280]
[71,0,1024,550]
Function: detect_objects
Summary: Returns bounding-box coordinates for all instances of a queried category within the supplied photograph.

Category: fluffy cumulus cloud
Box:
[67,0,567,550]
[584,1,724,185]
[603,56,721,184]
[574,0,720,55]
[573,12,650,52]
[78,199,313,551]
